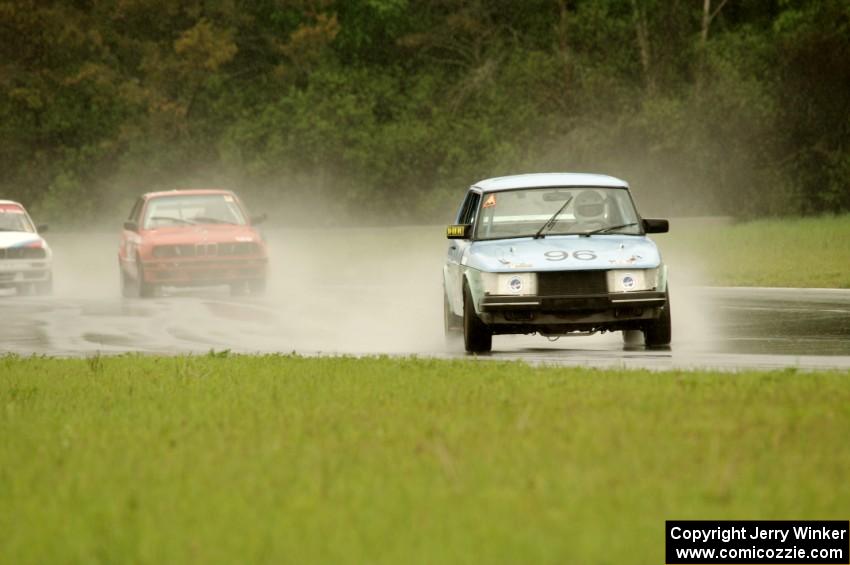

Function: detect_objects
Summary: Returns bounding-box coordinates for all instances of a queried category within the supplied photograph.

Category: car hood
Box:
[0,231,46,249]
[140,225,261,245]
[465,235,662,272]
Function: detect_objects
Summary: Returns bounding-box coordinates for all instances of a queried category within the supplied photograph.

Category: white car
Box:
[443,173,670,352]
[0,200,52,295]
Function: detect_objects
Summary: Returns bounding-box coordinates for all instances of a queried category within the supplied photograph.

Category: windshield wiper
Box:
[191,216,235,225]
[580,222,639,237]
[533,196,573,239]
[149,216,196,225]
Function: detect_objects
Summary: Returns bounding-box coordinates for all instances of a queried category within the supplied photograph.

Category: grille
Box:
[194,244,218,257]
[153,245,196,258]
[218,242,258,256]
[0,247,46,260]
[537,270,607,296]
[153,242,259,258]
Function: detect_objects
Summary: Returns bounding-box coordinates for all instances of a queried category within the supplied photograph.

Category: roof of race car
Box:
[0,200,24,206]
[142,188,236,199]
[472,173,629,192]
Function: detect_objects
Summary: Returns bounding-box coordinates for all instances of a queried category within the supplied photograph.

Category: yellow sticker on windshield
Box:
[483,194,497,208]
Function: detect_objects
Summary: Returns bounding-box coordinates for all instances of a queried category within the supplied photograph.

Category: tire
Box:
[643,290,672,348]
[137,259,156,298]
[463,283,492,353]
[15,283,33,296]
[34,275,53,296]
[120,266,135,298]
[230,282,248,296]
[248,278,267,296]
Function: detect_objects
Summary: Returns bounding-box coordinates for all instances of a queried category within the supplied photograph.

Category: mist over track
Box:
[2,227,849,370]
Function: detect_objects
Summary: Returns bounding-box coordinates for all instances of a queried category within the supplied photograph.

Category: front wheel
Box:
[120,266,135,298]
[463,283,492,353]
[15,283,34,296]
[137,260,156,298]
[643,291,671,348]
[34,275,53,296]
[248,278,267,295]
[230,280,266,296]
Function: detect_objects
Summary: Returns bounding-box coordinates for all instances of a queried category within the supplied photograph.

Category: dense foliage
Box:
[1,0,848,225]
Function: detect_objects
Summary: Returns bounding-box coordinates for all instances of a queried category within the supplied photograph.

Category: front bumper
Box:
[141,257,267,286]
[0,260,52,287]
[478,291,667,332]
[481,291,666,312]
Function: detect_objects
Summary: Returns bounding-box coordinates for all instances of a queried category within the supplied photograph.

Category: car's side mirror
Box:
[446,224,472,239]
[123,220,139,232]
[251,214,267,225]
[36,224,49,233]
[642,219,669,234]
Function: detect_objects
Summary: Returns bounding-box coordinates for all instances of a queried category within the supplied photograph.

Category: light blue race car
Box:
[443,173,671,353]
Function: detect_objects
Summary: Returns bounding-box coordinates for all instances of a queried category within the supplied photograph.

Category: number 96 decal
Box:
[544,250,597,261]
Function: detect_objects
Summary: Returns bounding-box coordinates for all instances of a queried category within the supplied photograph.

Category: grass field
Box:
[2,354,849,564]
[658,214,850,288]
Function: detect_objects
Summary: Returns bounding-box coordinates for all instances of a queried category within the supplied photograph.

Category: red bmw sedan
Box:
[118,189,268,297]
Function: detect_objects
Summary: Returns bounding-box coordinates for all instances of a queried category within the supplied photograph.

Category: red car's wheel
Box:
[248,278,266,295]
[136,257,156,298]
[120,264,135,298]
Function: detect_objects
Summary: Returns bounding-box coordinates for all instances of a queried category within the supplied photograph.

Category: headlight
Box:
[480,272,537,296]
[606,268,658,292]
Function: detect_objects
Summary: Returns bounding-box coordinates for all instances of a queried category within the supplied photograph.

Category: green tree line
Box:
[1,0,848,225]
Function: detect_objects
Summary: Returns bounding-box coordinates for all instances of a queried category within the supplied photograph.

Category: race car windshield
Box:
[473,187,641,240]
[143,194,247,229]
[0,207,35,232]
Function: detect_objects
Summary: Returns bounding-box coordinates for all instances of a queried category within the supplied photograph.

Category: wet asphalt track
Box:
[1,229,849,371]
